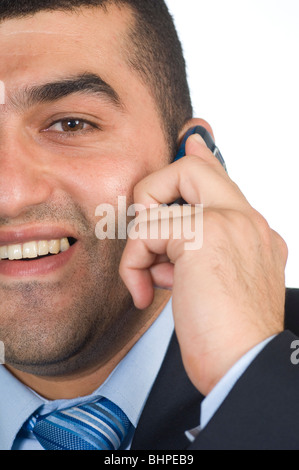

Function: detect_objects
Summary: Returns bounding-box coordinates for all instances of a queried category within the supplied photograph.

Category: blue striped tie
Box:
[24,398,132,450]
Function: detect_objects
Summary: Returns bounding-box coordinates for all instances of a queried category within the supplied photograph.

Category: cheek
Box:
[53,156,149,218]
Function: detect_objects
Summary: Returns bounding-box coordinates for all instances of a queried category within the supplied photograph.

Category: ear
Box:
[178,118,215,143]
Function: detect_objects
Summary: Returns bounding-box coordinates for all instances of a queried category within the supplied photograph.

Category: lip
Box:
[0,241,78,278]
[0,225,77,246]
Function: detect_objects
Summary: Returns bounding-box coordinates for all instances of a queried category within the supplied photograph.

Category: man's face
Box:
[0,6,169,375]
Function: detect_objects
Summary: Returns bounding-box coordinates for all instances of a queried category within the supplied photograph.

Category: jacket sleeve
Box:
[189,330,299,450]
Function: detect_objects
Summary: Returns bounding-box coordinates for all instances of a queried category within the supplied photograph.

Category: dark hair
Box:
[0,0,193,156]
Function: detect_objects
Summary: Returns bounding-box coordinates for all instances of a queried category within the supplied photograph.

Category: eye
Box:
[47,118,96,133]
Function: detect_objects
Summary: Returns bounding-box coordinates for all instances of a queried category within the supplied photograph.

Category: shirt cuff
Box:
[185,335,276,442]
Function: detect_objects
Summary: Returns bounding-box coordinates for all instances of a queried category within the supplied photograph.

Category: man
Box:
[0,0,298,451]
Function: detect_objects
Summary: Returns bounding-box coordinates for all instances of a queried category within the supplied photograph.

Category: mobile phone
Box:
[174,125,227,172]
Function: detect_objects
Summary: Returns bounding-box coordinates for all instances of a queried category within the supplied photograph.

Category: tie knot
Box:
[24,397,132,450]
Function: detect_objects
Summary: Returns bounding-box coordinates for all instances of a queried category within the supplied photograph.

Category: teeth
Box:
[23,242,38,259]
[38,241,49,257]
[8,245,22,260]
[0,238,71,260]
[0,246,8,259]
[60,238,70,252]
[49,240,60,255]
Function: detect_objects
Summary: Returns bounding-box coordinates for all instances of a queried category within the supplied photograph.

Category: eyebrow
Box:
[10,73,122,109]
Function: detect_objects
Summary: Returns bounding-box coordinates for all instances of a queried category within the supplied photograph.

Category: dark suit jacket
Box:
[131,288,299,450]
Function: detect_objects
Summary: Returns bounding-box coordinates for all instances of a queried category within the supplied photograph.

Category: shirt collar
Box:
[0,365,44,450]
[99,297,174,426]
[0,298,174,450]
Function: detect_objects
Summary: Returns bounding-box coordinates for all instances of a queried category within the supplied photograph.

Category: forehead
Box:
[0,6,166,153]
[0,6,133,91]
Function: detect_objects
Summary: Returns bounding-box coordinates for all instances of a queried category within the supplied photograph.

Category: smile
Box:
[0,228,78,278]
[0,237,76,260]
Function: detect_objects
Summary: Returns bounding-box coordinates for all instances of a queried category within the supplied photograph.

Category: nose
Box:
[0,136,53,219]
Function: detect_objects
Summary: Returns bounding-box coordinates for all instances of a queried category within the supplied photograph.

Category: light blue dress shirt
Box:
[0,297,275,450]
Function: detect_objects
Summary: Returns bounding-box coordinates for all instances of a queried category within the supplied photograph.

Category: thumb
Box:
[184,133,208,158]
[184,133,227,173]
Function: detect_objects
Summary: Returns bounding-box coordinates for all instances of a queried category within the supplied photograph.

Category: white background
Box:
[165,0,299,288]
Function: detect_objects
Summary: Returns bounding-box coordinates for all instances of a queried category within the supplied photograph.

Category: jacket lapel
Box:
[131,333,204,450]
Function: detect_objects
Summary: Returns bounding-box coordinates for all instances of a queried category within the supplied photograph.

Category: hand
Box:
[119,134,288,396]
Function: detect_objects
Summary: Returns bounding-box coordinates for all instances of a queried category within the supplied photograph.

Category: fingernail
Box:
[189,133,206,146]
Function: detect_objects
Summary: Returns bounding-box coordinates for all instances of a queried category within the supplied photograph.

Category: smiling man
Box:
[0,0,299,451]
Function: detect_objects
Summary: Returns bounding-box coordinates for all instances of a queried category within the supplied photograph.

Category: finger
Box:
[134,135,248,210]
[150,262,174,291]
[119,236,170,309]
[184,133,223,169]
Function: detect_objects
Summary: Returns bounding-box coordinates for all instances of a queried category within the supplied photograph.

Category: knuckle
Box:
[133,179,146,200]
[249,210,288,262]
[204,208,225,226]
[226,209,252,231]
[273,231,289,263]
[203,209,228,240]
[280,239,289,264]
[249,209,272,243]
[133,179,155,205]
